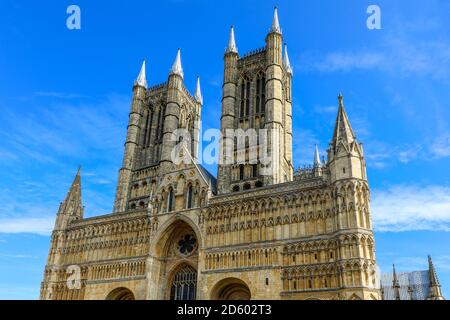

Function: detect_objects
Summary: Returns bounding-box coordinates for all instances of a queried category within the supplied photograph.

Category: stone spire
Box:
[330,93,357,151]
[269,6,282,34]
[194,76,203,105]
[134,60,147,88]
[226,26,238,54]
[427,255,445,300]
[283,43,293,75]
[314,144,321,167]
[58,167,83,218]
[392,264,401,300]
[170,48,184,79]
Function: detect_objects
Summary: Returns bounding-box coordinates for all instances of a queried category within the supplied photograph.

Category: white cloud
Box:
[392,255,450,272]
[372,185,450,232]
[34,91,88,99]
[300,17,450,81]
[430,134,450,158]
[0,217,53,236]
[313,105,336,114]
[0,253,38,259]
[314,52,384,72]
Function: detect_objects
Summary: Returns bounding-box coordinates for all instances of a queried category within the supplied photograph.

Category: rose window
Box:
[177,234,197,255]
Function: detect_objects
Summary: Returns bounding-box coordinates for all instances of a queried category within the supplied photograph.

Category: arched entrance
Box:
[170,264,197,300]
[211,278,251,300]
[152,218,200,300]
[106,287,135,300]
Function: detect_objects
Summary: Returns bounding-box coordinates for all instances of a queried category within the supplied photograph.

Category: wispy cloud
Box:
[0,217,54,236]
[300,13,450,81]
[0,253,38,259]
[365,134,450,169]
[313,52,384,73]
[34,91,88,99]
[380,255,450,274]
[430,134,450,158]
[0,93,128,235]
[0,94,128,165]
[372,185,450,232]
[313,105,336,114]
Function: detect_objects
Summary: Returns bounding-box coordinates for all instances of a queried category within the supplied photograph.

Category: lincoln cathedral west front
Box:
[40,8,380,300]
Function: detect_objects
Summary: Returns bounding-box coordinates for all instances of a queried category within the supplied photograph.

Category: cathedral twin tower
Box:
[114,7,295,213]
[41,8,379,300]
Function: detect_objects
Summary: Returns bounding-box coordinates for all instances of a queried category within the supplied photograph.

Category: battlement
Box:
[240,46,266,60]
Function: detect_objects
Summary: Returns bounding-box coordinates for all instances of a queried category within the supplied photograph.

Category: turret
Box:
[313,144,323,177]
[161,49,184,170]
[283,44,293,175]
[427,255,445,300]
[49,168,84,267]
[54,167,84,230]
[113,60,147,213]
[264,7,290,185]
[192,76,203,160]
[328,93,367,183]
[218,26,239,194]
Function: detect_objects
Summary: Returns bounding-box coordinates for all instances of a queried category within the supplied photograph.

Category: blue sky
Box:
[0,0,450,299]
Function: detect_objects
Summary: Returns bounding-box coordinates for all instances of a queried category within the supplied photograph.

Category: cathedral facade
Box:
[40,8,380,300]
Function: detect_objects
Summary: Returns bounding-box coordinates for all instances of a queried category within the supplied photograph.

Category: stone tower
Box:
[217,7,294,194]
[113,51,203,213]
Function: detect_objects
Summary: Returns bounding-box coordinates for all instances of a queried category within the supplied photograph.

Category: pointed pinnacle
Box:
[134,60,148,88]
[283,43,293,75]
[269,6,282,34]
[194,76,203,105]
[314,144,321,167]
[331,92,357,148]
[428,255,441,286]
[170,49,184,79]
[226,25,238,54]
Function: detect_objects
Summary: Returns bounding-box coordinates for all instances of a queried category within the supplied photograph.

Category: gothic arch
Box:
[150,214,203,255]
[150,215,201,300]
[105,287,135,300]
[167,263,198,300]
[210,277,251,300]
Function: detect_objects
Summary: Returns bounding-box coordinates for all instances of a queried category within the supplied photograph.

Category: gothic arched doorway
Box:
[105,287,135,300]
[211,278,251,300]
[152,218,201,300]
[170,264,197,300]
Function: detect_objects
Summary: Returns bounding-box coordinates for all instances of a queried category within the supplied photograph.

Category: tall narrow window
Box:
[143,111,150,147]
[187,185,193,209]
[168,189,174,212]
[239,165,244,180]
[261,76,266,113]
[160,105,166,140]
[146,111,153,148]
[256,78,260,113]
[240,82,245,117]
[252,164,258,177]
[245,80,250,116]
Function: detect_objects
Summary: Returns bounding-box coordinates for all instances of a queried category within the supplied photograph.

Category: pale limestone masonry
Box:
[40,8,380,300]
